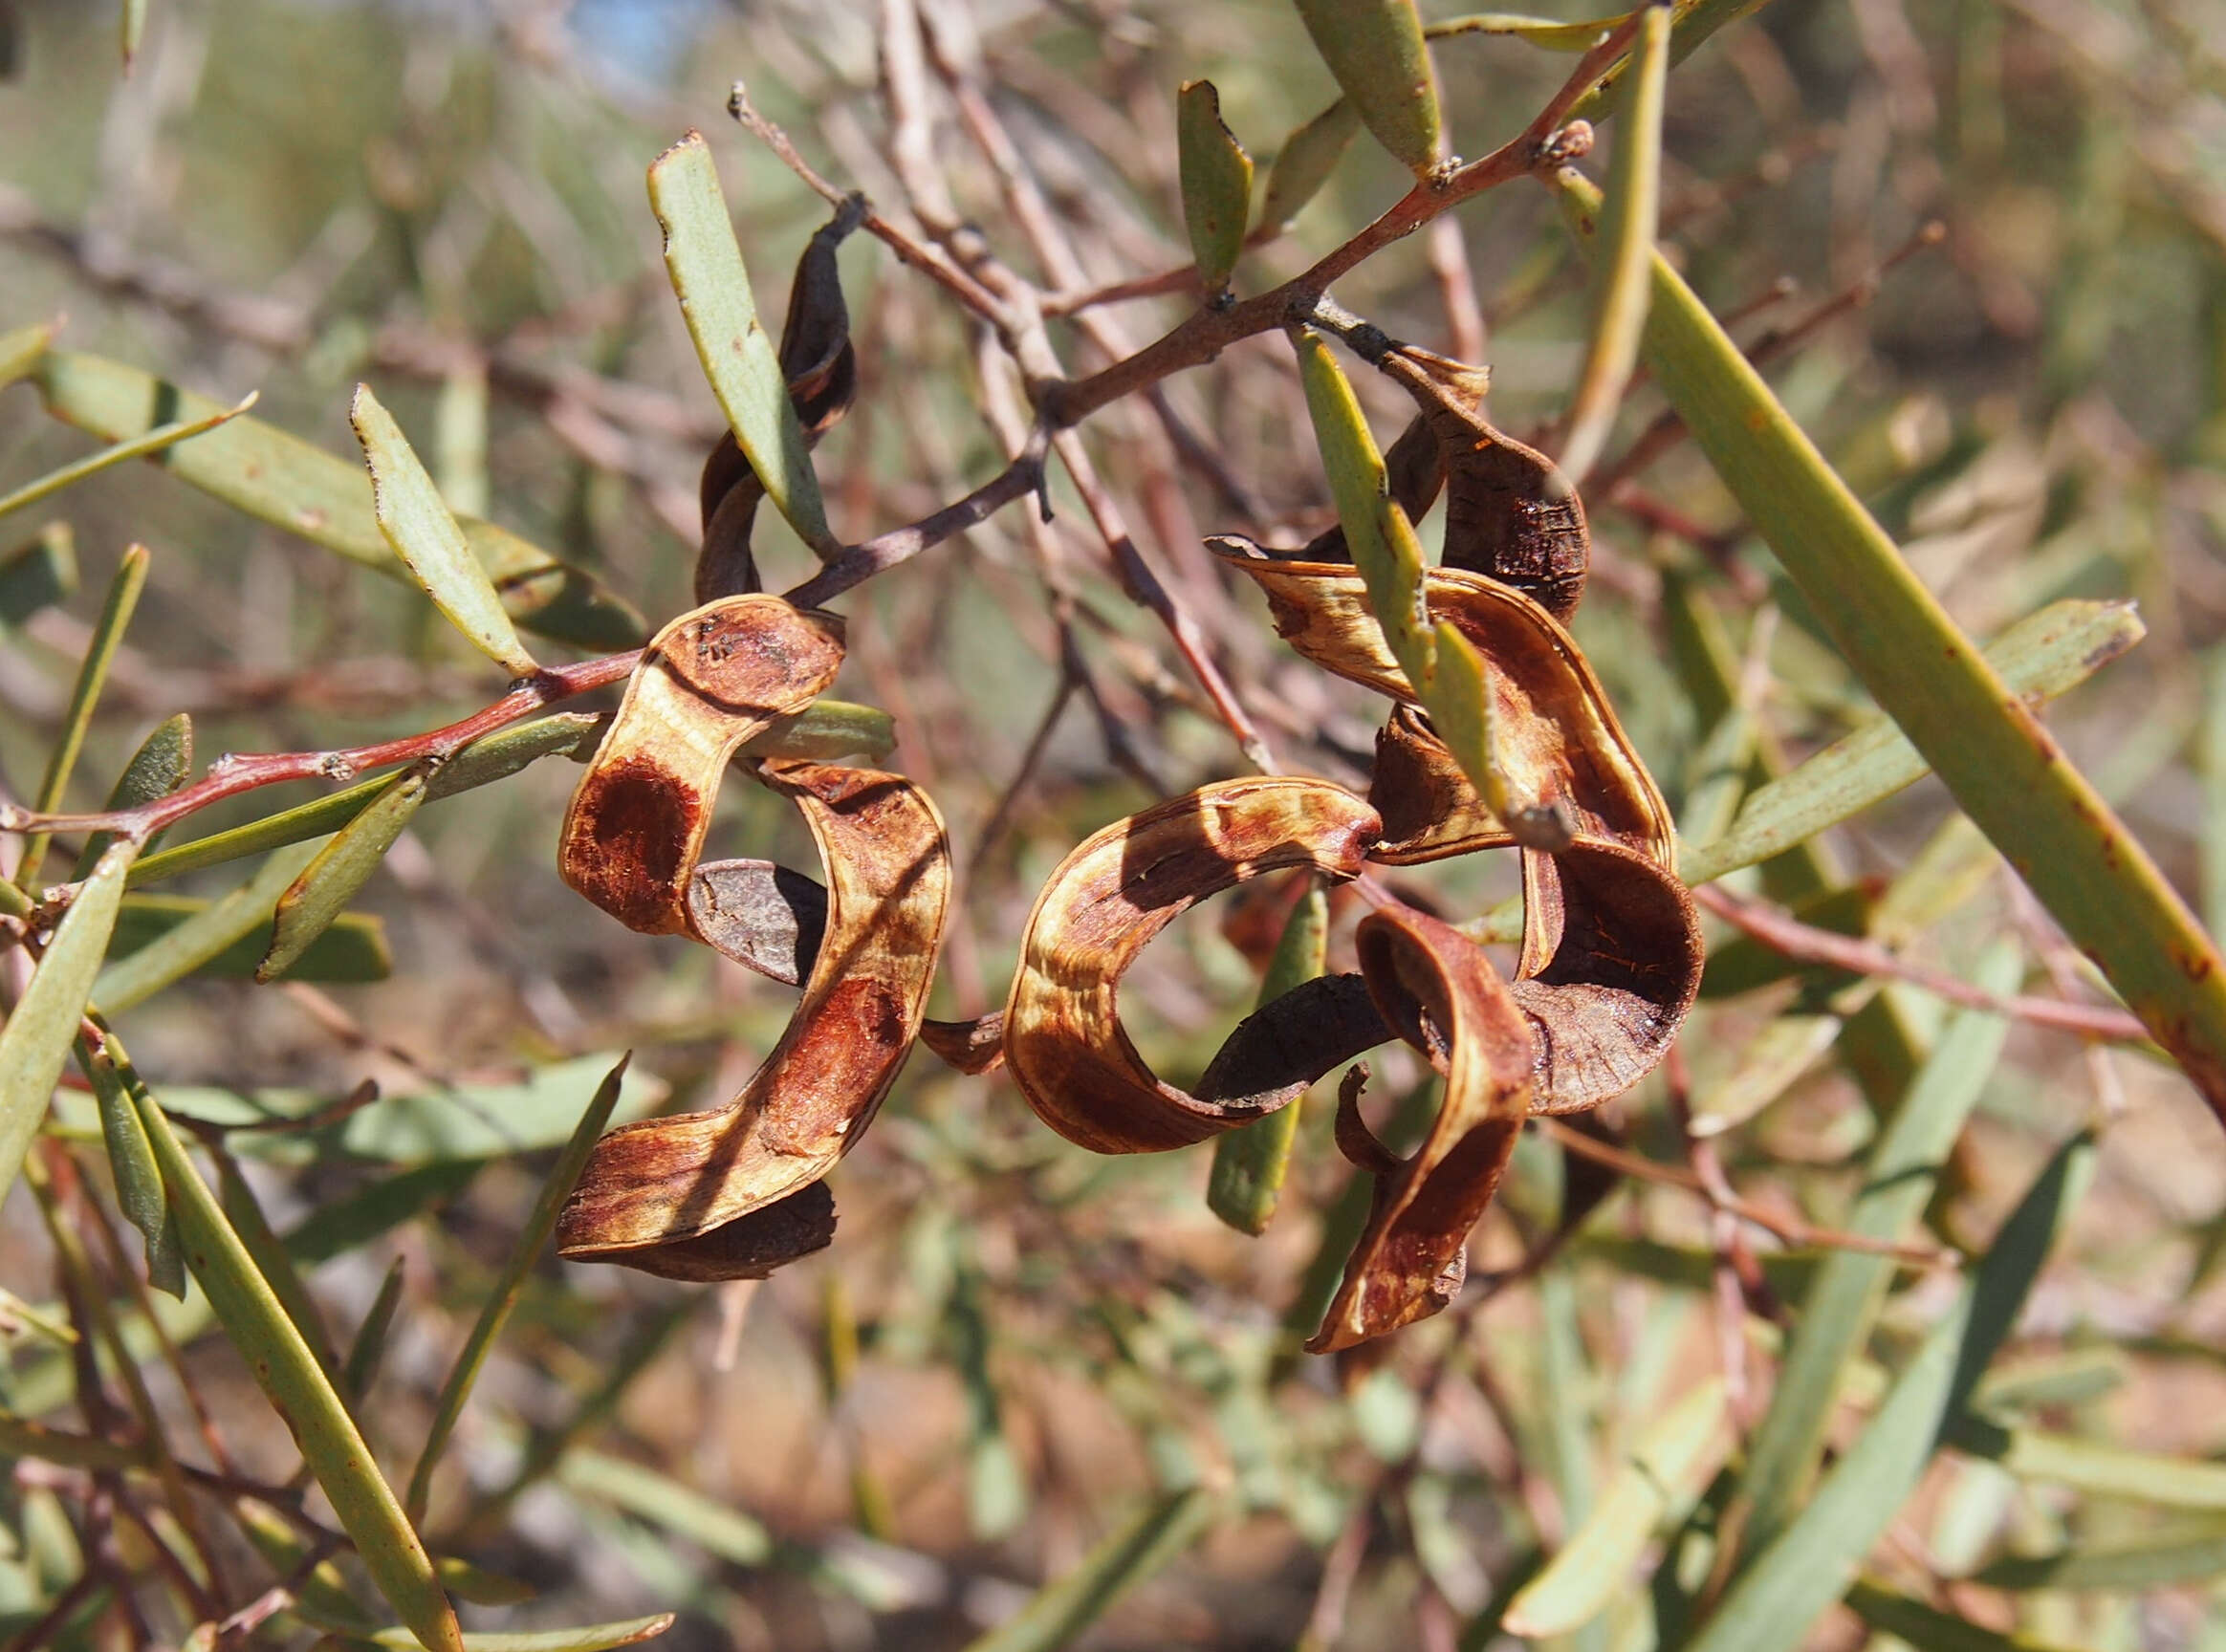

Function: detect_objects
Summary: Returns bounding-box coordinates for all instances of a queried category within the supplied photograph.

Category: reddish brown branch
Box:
[1691,883,2152,1044]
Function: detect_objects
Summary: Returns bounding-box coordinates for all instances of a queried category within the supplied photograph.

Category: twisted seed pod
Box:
[1001,777,1384,1153]
[557,760,950,1272]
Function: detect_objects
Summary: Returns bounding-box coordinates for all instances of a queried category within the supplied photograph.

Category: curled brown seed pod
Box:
[1374,345,1587,620]
[1310,902,1534,1353]
[557,760,950,1271]
[556,596,845,936]
[1002,777,1384,1153]
[1209,546,1672,864]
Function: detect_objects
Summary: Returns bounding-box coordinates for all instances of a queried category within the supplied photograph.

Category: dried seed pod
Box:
[1310,902,1534,1353]
[1210,546,1672,863]
[1376,345,1588,620]
[1002,777,1384,1152]
[557,760,950,1269]
[557,596,845,936]
[1510,840,1702,1115]
[696,203,862,603]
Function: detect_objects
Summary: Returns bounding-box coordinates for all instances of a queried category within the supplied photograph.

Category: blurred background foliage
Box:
[3,0,2226,1648]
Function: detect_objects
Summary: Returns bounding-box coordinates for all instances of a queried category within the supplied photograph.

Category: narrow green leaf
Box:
[95,839,323,1012]
[119,1038,464,1652]
[2204,648,2226,945]
[337,1054,663,1163]
[1259,99,1363,229]
[126,702,887,892]
[33,351,645,651]
[1561,171,2226,1112]
[210,1136,342,1379]
[406,1056,629,1522]
[1503,1377,1731,1637]
[1177,81,1254,297]
[1563,0,1778,124]
[15,544,148,891]
[1559,0,1669,487]
[120,0,147,69]
[84,1042,184,1297]
[752,700,896,764]
[1427,11,1628,50]
[314,1614,674,1652]
[1844,1578,2084,1652]
[1683,1133,2095,1652]
[1293,0,1442,175]
[1727,943,2022,1559]
[0,1414,143,1473]
[1945,1415,2226,1510]
[962,1489,1216,1652]
[435,1555,535,1607]
[351,388,537,677]
[1969,1522,2226,1592]
[1295,329,1434,690]
[0,320,55,388]
[0,520,78,624]
[0,393,256,533]
[1680,598,2145,887]
[112,893,389,984]
[286,1162,483,1266]
[0,840,134,1214]
[1208,885,1329,1232]
[343,1255,407,1401]
[1971,1347,2125,1414]
[646,131,833,556]
[72,711,192,879]
[556,1448,773,1567]
[132,714,600,887]
[259,767,427,983]
[1426,619,1544,841]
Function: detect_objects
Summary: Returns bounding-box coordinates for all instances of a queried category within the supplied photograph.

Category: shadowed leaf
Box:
[1208,883,1330,1233]
[72,711,191,879]
[1177,80,1254,297]
[962,1489,1216,1652]
[1260,99,1362,229]
[259,765,427,982]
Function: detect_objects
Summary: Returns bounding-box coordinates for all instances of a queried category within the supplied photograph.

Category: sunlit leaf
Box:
[1561,170,2226,1116]
[407,1056,628,1521]
[119,1035,465,1652]
[0,841,133,1215]
[351,386,538,677]
[1558,0,1669,486]
[1293,0,1442,175]
[647,131,834,556]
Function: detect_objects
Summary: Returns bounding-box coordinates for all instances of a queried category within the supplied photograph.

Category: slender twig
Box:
[1692,883,2151,1043]
[1037,18,1642,430]
[0,650,641,846]
[1529,1116,1951,1265]
[784,434,1048,608]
